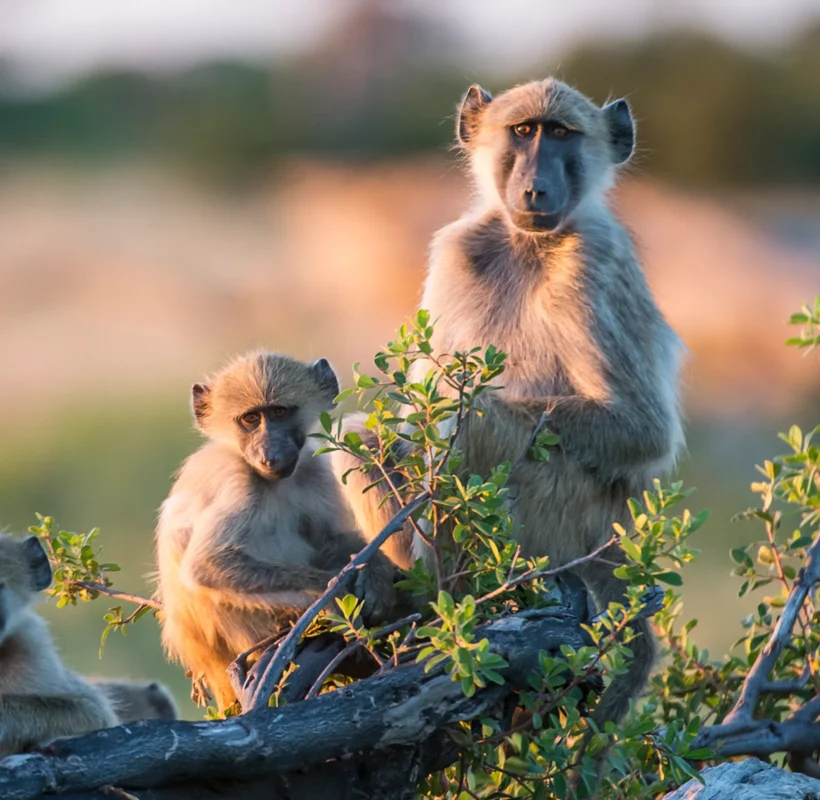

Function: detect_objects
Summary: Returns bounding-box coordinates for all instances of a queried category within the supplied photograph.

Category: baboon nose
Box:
[524,188,546,210]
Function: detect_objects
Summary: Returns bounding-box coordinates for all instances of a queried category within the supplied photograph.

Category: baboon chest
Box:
[430,253,572,399]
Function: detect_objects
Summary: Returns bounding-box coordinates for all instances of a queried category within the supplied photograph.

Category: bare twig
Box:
[759,664,811,696]
[227,631,290,698]
[305,642,363,700]
[692,715,820,758]
[72,581,161,610]
[724,533,820,724]
[789,692,820,724]
[474,535,617,606]
[243,493,430,710]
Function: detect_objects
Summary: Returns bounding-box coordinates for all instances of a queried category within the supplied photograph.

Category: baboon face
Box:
[191,352,340,481]
[457,79,635,234]
[230,400,306,480]
[0,535,51,642]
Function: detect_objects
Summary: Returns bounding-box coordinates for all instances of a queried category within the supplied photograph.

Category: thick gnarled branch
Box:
[0,599,605,800]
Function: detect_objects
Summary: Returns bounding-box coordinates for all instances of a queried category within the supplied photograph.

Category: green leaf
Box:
[655,571,683,586]
[620,537,642,563]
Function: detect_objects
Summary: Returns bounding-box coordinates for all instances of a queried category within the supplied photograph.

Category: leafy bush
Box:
[34,296,820,799]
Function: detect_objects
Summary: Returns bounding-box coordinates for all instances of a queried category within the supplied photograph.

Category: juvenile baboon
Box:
[90,678,178,723]
[334,78,685,725]
[155,350,397,710]
[0,534,118,756]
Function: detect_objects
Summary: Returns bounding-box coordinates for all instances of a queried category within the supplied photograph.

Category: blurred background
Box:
[1,0,819,719]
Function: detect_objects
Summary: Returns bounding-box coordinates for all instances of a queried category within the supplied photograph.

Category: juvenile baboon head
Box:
[0,534,52,642]
[456,78,634,233]
[191,351,340,480]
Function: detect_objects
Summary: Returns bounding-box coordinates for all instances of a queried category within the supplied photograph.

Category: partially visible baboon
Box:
[89,678,179,723]
[0,534,118,756]
[155,351,397,710]
[334,78,685,725]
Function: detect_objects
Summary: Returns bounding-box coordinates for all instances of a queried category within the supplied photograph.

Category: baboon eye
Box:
[271,406,289,419]
[240,411,261,429]
[512,123,534,138]
[548,125,570,139]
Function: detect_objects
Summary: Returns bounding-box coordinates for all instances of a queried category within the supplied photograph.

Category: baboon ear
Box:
[457,84,493,147]
[191,383,212,428]
[22,536,52,592]
[602,99,635,164]
[310,358,340,407]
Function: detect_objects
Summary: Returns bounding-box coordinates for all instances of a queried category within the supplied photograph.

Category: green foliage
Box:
[647,295,820,736]
[786,296,820,352]
[314,310,712,797]
[29,514,120,607]
[29,513,157,656]
[36,295,820,797]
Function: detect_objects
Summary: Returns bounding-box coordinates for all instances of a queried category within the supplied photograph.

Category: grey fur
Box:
[334,77,685,727]
[89,678,179,723]
[0,533,118,756]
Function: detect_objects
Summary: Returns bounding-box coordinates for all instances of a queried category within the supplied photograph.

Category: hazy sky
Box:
[2,0,820,87]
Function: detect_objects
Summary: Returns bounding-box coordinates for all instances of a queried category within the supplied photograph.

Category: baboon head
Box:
[0,534,52,643]
[456,78,634,234]
[191,351,339,481]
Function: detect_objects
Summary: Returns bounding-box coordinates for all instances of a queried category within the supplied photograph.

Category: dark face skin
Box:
[0,537,51,639]
[500,120,584,234]
[457,82,634,237]
[235,404,306,481]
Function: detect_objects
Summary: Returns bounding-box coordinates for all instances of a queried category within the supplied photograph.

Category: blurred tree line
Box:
[0,3,818,188]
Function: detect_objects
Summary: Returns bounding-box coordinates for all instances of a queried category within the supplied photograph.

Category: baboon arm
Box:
[312,530,367,571]
[498,394,671,480]
[545,395,669,472]
[0,693,114,757]
[180,540,337,608]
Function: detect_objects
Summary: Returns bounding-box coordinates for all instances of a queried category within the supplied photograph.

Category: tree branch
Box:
[0,600,607,800]
[723,532,820,725]
[72,582,161,611]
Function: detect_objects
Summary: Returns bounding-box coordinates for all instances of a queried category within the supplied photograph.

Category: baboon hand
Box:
[353,553,397,624]
[185,670,212,707]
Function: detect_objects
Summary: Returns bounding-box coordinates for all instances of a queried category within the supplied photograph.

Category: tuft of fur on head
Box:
[0,534,52,644]
[190,350,340,446]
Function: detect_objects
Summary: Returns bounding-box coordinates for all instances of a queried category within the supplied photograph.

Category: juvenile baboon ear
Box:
[602,99,635,164]
[191,383,212,428]
[457,84,493,147]
[310,358,340,407]
[22,536,52,592]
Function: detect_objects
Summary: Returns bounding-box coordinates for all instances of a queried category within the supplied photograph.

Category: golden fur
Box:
[155,351,395,710]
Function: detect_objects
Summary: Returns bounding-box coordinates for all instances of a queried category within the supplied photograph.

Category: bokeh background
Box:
[1,0,819,719]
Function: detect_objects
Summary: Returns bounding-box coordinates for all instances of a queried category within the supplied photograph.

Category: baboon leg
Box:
[575,552,656,727]
[331,414,414,569]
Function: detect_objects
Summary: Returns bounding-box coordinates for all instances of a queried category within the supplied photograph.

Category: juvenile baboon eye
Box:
[240,411,261,429]
[512,123,534,138]
[548,125,571,140]
[271,406,289,419]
